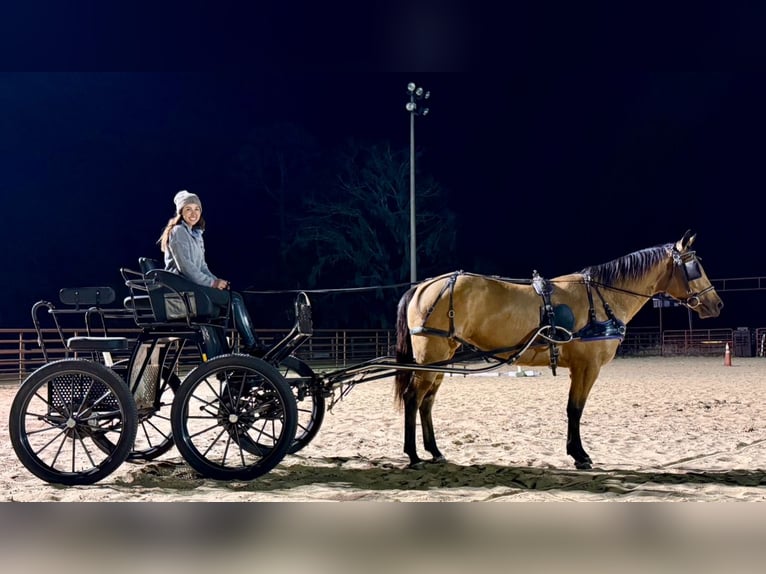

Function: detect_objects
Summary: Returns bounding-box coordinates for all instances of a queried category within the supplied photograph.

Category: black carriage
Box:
[9,259,317,484]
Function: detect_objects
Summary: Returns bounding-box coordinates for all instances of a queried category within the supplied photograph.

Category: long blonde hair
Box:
[158,213,206,253]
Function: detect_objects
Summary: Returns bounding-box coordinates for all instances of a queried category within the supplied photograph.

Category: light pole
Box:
[406,82,430,284]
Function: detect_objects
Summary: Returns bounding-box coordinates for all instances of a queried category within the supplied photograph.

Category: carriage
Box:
[8,231,723,485]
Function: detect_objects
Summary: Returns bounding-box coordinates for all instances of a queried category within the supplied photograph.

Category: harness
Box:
[408,243,713,377]
[411,271,539,359]
[532,271,625,375]
[410,270,626,377]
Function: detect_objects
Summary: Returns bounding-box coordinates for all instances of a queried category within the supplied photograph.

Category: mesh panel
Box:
[129,344,161,410]
[48,372,119,412]
[134,365,160,410]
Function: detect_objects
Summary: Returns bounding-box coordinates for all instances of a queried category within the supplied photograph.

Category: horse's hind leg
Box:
[420,376,446,463]
[402,383,423,468]
[402,371,444,468]
[403,336,456,468]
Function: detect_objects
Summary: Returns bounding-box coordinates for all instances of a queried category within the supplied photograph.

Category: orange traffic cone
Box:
[724,342,732,367]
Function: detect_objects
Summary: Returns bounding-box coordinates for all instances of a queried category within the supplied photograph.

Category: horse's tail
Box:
[394,285,416,407]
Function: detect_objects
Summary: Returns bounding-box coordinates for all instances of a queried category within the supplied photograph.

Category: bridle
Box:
[583,246,716,311]
[670,247,716,309]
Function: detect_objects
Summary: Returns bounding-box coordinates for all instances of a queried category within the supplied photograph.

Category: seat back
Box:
[143,268,221,323]
[59,286,116,309]
[139,257,161,274]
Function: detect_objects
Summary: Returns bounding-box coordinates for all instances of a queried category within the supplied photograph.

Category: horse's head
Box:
[663,230,723,319]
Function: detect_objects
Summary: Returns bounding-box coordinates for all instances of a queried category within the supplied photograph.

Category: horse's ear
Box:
[676,229,696,252]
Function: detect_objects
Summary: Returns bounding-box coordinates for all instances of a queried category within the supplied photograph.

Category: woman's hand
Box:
[213,279,229,290]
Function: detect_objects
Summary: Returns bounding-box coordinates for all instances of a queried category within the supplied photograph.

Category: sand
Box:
[2,356,766,502]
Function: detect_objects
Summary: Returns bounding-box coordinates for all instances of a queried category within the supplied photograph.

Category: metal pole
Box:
[410,111,416,284]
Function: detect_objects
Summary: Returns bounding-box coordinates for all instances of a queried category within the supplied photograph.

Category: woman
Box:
[158,190,264,354]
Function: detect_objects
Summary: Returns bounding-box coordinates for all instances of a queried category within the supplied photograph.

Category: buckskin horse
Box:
[394,231,723,469]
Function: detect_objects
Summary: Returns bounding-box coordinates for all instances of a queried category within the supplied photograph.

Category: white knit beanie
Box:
[174,190,202,213]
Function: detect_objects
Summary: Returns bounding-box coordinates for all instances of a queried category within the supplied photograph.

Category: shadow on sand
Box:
[119,455,766,498]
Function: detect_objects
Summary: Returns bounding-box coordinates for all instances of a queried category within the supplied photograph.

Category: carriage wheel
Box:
[224,356,324,456]
[92,362,180,462]
[170,354,297,481]
[275,356,324,454]
[8,359,138,486]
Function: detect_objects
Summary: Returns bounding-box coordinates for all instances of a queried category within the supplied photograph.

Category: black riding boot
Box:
[230,292,266,355]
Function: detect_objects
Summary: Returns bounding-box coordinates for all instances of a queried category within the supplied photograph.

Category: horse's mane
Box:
[580,243,671,285]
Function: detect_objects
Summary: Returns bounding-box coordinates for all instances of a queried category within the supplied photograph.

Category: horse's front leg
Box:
[566,401,592,469]
[566,362,600,470]
[419,389,446,464]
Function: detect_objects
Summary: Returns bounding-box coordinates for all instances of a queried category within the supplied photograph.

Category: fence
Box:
[756,328,766,357]
[0,327,397,384]
[660,328,734,356]
[2,325,763,384]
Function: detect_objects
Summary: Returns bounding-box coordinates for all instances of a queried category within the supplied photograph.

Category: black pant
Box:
[204,287,259,349]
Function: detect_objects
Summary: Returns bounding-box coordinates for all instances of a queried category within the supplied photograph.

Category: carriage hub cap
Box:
[228,414,238,423]
[66,418,76,429]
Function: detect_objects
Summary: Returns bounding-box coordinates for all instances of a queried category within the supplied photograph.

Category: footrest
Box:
[67,336,129,352]
[294,292,313,335]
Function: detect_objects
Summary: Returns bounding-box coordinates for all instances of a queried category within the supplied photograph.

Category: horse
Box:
[394,230,723,470]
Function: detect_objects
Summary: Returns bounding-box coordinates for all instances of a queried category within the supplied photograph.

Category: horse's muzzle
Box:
[696,297,723,319]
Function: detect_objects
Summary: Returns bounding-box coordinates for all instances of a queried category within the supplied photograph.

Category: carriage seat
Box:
[144,268,222,322]
[120,259,230,359]
[53,286,131,352]
[123,257,223,325]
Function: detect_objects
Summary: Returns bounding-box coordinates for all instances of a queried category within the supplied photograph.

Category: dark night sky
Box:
[3,72,766,329]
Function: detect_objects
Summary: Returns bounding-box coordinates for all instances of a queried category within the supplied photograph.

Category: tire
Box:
[170,354,297,481]
[96,361,180,462]
[9,359,138,486]
[274,356,325,454]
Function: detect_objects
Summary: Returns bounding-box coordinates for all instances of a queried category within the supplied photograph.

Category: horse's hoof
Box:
[574,460,592,470]
[430,455,447,464]
[408,461,425,470]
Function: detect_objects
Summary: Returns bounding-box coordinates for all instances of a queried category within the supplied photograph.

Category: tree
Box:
[228,122,320,284]
[290,140,456,328]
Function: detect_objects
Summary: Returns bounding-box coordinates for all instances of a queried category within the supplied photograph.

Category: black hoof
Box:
[429,455,447,464]
[408,461,425,470]
[574,460,592,470]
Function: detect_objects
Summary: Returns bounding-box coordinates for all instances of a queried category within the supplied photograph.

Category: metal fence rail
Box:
[2,325,762,385]
[0,327,398,384]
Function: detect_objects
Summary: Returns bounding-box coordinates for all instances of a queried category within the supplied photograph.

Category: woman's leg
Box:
[230,291,261,350]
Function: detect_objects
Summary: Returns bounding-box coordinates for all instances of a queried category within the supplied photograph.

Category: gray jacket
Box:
[165,221,218,287]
